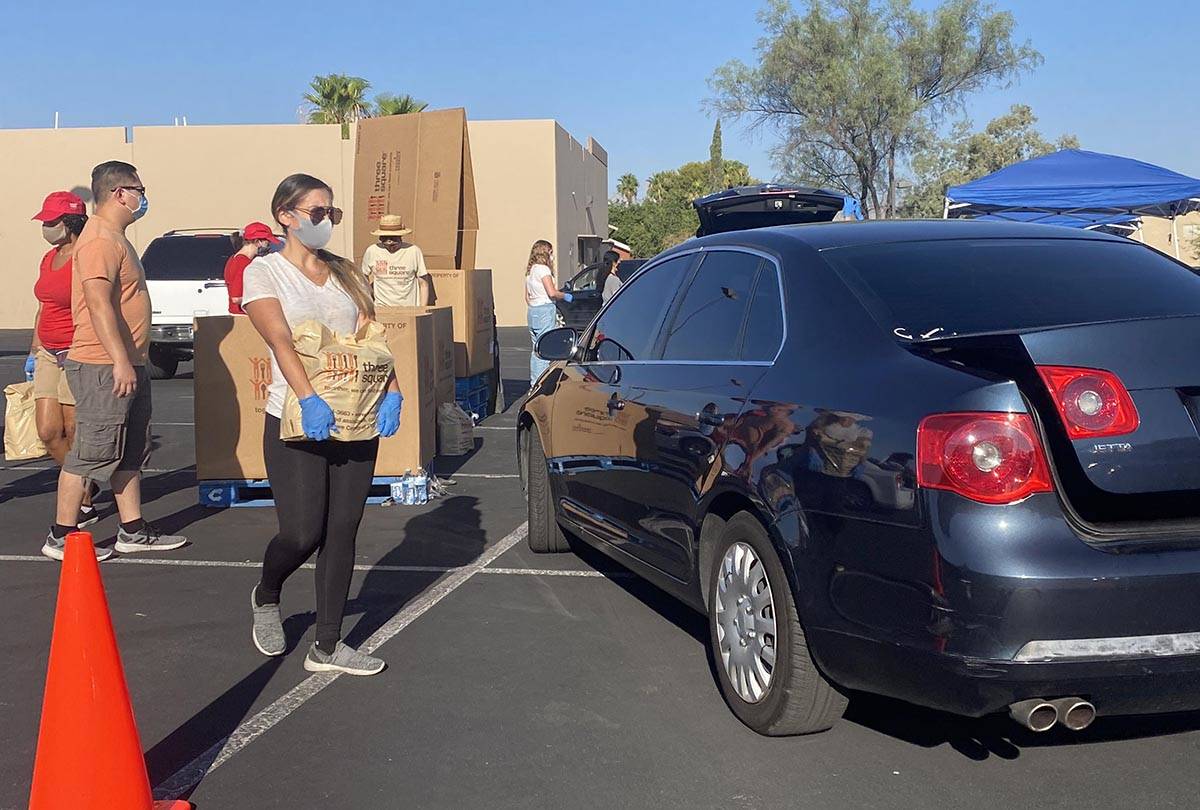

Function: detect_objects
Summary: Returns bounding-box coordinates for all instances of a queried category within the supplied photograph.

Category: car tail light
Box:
[917,413,1053,505]
[1036,366,1139,439]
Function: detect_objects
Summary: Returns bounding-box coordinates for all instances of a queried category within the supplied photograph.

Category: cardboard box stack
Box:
[374,309,437,474]
[354,108,495,381]
[394,305,454,408]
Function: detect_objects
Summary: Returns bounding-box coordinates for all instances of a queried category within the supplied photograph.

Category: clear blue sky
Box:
[1,1,1195,195]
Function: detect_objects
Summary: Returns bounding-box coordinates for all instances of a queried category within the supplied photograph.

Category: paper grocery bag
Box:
[280,320,395,442]
[4,382,47,460]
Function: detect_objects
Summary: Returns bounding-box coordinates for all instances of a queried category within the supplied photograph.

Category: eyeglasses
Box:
[113,185,146,196]
[293,206,343,226]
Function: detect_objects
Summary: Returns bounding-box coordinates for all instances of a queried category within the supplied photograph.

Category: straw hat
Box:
[371,213,412,237]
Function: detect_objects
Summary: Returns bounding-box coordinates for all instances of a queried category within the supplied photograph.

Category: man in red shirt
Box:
[225,222,280,314]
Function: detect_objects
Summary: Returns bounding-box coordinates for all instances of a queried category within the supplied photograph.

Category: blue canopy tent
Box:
[945,149,1200,255]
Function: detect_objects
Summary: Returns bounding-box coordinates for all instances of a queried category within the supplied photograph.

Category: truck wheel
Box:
[708,512,847,735]
[525,429,569,553]
[147,347,178,380]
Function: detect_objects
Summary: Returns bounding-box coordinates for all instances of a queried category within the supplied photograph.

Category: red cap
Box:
[243,222,282,244]
[32,191,86,222]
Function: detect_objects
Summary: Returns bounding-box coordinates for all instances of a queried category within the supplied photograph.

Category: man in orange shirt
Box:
[43,161,187,561]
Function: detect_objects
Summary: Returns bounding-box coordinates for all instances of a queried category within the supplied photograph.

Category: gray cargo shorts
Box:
[63,361,152,480]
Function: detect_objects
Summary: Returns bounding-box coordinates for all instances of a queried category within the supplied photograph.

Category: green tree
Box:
[611,160,760,257]
[708,120,724,193]
[709,0,1041,217]
[374,93,429,116]
[900,104,1079,217]
[616,173,639,205]
[304,74,373,138]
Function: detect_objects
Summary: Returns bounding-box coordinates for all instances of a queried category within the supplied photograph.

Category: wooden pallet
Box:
[199,476,403,508]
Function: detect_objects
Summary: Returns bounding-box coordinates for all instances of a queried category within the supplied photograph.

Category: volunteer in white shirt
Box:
[361,213,430,308]
[525,239,572,385]
[242,173,402,678]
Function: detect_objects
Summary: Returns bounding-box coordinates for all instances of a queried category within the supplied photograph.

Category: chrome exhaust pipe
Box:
[1050,697,1096,731]
[1009,698,1058,732]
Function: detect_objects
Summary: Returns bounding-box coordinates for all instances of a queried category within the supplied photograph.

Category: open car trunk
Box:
[918,316,1200,538]
[693,185,845,236]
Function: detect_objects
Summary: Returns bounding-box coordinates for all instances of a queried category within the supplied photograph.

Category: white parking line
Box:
[0,554,621,579]
[152,522,530,801]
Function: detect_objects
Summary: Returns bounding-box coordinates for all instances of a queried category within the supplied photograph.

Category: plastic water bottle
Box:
[401,470,414,505]
[413,469,428,505]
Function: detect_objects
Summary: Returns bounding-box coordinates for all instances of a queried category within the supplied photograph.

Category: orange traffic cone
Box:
[29,532,191,810]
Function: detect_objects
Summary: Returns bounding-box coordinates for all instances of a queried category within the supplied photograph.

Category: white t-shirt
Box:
[362,242,428,307]
[242,252,360,418]
[526,263,554,306]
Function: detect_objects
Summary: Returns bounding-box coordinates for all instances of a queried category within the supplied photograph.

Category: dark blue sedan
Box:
[518,219,1200,736]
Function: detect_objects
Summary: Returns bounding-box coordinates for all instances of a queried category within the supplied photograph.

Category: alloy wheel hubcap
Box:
[715,542,777,703]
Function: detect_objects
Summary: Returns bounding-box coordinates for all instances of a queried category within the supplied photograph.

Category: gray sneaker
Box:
[42,531,113,562]
[303,642,386,676]
[114,522,188,554]
[251,584,285,657]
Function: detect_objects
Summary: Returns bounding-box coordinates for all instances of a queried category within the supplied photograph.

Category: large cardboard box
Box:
[194,315,271,480]
[353,108,479,270]
[428,268,495,377]
[375,310,437,474]
[392,305,454,408]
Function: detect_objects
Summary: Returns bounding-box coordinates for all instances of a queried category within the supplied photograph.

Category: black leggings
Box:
[259,414,379,650]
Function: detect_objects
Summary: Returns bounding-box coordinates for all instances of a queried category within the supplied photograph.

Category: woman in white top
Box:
[242,173,403,677]
[525,239,572,386]
[600,249,622,304]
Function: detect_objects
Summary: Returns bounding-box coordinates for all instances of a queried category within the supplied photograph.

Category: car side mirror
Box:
[535,327,578,361]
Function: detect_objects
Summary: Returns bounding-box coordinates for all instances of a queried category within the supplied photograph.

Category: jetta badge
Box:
[1091,442,1132,455]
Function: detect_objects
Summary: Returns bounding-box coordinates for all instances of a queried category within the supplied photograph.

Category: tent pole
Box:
[1173,215,1181,259]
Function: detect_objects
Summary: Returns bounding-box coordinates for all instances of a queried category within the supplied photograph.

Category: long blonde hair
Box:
[271,173,375,319]
[526,239,554,274]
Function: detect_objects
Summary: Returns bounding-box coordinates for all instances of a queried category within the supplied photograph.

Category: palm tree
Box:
[374,93,429,117]
[616,173,638,205]
[303,74,372,137]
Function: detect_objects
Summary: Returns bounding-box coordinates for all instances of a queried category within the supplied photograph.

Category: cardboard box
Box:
[354,108,479,270]
[428,268,495,377]
[390,305,454,408]
[374,310,437,474]
[194,315,271,480]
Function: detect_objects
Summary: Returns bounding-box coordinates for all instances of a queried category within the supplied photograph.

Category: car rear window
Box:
[824,238,1200,340]
[142,235,237,281]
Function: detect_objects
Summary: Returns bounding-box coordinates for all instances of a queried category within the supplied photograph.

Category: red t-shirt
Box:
[225,253,251,314]
[34,248,75,350]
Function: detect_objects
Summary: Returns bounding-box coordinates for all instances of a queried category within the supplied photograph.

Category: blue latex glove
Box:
[298,394,338,440]
[561,292,574,303]
[377,391,403,438]
[24,355,36,381]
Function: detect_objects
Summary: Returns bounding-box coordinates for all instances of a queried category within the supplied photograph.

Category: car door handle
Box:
[203,282,227,289]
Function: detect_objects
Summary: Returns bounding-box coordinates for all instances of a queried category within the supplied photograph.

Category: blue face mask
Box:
[124,190,148,221]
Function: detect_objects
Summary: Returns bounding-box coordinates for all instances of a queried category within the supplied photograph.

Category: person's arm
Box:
[360,246,375,292]
[225,256,245,310]
[414,247,432,306]
[243,298,317,401]
[539,269,571,302]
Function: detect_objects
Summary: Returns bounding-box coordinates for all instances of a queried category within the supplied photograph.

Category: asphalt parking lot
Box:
[2,327,1200,809]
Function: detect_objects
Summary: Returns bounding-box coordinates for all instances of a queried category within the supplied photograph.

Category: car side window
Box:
[587,254,693,362]
[660,251,759,362]
[741,263,784,361]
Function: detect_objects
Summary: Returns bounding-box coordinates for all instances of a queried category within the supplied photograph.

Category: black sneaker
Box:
[77,504,100,529]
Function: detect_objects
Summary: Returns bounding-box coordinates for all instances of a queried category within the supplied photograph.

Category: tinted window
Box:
[742,264,784,361]
[569,263,603,292]
[590,255,692,361]
[661,251,758,361]
[142,235,237,281]
[826,239,1200,340]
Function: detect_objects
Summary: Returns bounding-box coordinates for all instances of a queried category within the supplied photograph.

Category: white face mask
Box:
[42,223,67,245]
[290,210,333,250]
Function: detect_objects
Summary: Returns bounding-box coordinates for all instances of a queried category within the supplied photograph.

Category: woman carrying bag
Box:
[242,174,403,676]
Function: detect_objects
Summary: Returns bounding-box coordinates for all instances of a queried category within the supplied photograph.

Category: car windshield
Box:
[824,238,1200,341]
[142,235,237,281]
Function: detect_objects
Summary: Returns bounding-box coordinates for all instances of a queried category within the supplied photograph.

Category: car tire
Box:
[707,512,847,735]
[525,428,569,553]
[147,347,178,380]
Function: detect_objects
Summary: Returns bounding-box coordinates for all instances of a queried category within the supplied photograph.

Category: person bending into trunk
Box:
[242,173,402,676]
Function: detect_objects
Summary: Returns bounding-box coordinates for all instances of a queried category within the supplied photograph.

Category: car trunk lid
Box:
[693,184,846,236]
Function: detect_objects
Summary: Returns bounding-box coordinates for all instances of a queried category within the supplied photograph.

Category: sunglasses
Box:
[113,185,146,196]
[293,206,343,226]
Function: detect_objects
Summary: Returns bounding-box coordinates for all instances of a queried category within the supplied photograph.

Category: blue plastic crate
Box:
[454,373,490,398]
[200,476,402,508]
